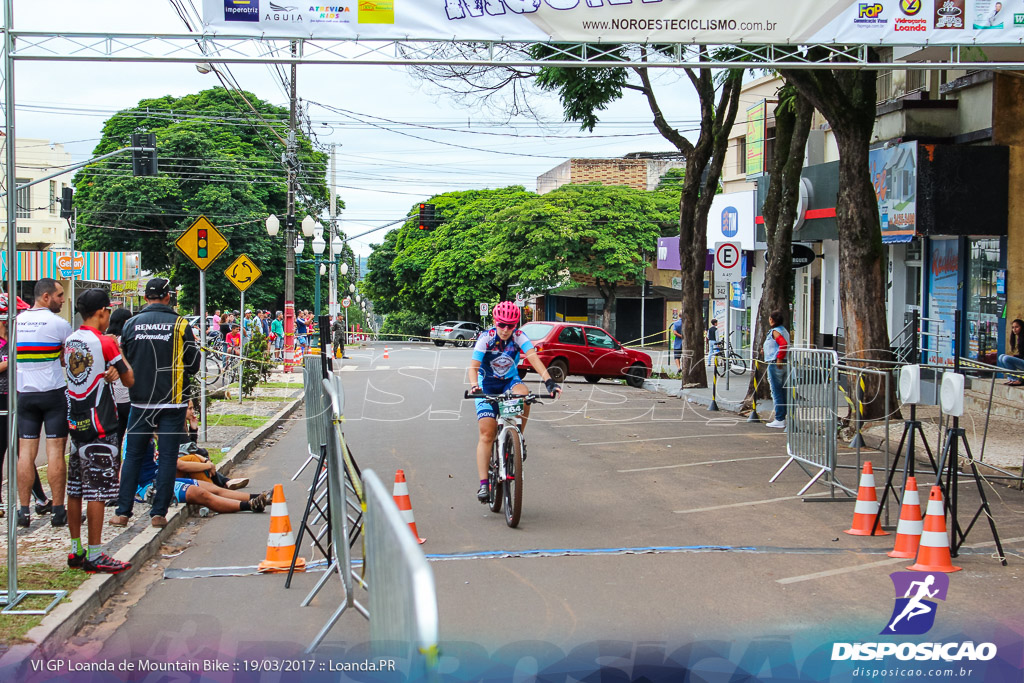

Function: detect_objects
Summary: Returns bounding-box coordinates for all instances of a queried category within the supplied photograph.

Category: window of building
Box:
[49,180,57,214]
[15,178,31,219]
[965,238,1004,364]
[736,136,747,174]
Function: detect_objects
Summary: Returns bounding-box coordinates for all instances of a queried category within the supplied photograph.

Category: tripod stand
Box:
[872,403,942,535]
[934,413,1006,565]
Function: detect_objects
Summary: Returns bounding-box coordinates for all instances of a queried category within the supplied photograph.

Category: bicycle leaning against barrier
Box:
[464,388,558,528]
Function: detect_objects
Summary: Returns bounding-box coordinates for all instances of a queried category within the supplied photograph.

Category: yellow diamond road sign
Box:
[225,254,262,292]
[175,215,229,271]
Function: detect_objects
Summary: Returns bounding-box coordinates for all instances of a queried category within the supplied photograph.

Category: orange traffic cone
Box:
[888,476,924,558]
[257,484,306,573]
[383,346,390,360]
[844,462,890,536]
[393,470,425,544]
[908,486,962,573]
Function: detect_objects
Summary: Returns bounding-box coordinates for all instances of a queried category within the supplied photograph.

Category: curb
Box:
[0,394,304,673]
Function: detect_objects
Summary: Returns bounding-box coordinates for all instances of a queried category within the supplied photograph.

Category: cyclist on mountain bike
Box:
[468,301,560,503]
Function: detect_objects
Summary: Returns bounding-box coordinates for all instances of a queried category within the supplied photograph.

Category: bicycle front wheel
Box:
[488,441,503,514]
[503,430,523,528]
[203,357,222,386]
[728,352,747,376]
[713,356,727,378]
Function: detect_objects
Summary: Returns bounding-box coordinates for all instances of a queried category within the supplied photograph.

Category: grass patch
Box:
[205,414,270,429]
[0,563,86,644]
[213,396,289,403]
[259,382,303,389]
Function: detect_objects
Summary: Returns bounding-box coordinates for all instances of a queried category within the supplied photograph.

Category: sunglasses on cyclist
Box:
[496,322,516,330]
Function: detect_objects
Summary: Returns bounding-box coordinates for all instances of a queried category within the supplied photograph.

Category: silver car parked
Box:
[429,320,483,347]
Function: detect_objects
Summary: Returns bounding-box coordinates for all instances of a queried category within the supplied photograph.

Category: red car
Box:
[516,321,652,387]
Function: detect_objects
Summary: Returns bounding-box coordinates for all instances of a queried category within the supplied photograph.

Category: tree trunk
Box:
[782,60,897,420]
[743,86,813,410]
[596,281,615,332]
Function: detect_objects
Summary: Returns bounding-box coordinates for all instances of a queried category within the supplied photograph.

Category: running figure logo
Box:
[882,572,949,635]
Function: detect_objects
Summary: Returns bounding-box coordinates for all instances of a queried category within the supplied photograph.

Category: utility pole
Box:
[284,41,297,372]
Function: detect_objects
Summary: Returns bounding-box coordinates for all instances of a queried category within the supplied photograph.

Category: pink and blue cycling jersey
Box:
[472,328,534,384]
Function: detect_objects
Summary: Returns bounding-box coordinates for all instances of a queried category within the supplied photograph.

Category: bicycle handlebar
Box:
[463,390,559,401]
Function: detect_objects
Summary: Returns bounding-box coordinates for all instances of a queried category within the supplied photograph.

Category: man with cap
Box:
[63,288,134,573]
[15,278,72,528]
[111,278,200,528]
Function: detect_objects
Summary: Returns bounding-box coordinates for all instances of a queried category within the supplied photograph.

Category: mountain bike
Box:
[711,341,747,377]
[464,389,557,528]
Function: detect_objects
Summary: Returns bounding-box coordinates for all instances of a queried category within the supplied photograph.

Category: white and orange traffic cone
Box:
[383,346,390,360]
[908,486,962,573]
[393,469,425,544]
[888,476,924,558]
[844,462,890,536]
[257,484,306,573]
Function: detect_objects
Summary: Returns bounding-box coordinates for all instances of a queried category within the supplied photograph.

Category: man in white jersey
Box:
[15,278,72,528]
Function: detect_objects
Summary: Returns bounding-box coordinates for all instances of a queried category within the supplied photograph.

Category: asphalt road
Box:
[55,342,1024,675]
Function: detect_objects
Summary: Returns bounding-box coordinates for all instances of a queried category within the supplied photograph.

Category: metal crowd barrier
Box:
[295,354,330,481]
[770,348,840,495]
[363,469,440,680]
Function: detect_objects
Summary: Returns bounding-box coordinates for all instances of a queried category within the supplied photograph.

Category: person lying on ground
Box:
[136,468,272,515]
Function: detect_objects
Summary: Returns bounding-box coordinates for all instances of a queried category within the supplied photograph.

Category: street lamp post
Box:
[267,214,315,370]
[311,230,326,316]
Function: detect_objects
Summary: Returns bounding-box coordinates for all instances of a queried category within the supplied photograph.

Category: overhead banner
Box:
[205,0,1024,44]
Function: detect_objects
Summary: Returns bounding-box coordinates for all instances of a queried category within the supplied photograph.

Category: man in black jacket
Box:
[110,278,200,528]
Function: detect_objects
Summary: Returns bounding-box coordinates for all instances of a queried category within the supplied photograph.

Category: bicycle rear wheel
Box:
[488,441,503,513]
[203,357,222,386]
[713,355,727,378]
[728,352,747,376]
[503,430,523,528]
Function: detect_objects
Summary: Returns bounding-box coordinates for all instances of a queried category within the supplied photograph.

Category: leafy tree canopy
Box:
[73,87,342,314]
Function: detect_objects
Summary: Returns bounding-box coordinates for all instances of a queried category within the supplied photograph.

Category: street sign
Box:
[342,297,351,308]
[175,215,228,271]
[224,254,262,292]
[713,282,729,299]
[713,241,742,283]
[479,302,489,317]
[763,243,818,269]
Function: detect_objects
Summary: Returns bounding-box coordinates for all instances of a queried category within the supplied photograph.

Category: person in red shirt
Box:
[225,324,241,355]
[64,289,134,573]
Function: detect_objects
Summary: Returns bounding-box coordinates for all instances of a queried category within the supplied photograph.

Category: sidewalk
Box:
[643,366,778,418]
[0,373,305,657]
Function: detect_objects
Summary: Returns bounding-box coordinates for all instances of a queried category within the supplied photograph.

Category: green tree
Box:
[73,87,331,314]
[493,183,669,330]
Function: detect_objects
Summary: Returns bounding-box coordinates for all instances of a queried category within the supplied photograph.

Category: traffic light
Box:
[418,203,436,230]
[131,132,158,177]
[197,228,208,258]
[59,187,73,219]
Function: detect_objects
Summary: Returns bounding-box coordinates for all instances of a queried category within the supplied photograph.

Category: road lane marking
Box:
[375,365,391,370]
[619,455,785,473]
[776,536,1024,585]
[673,491,833,514]
[580,432,785,446]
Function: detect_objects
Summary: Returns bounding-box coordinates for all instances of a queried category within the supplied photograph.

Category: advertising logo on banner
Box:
[870,141,917,244]
[201,0,1024,44]
[927,238,958,367]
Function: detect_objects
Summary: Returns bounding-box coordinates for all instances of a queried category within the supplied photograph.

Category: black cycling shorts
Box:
[17,388,69,440]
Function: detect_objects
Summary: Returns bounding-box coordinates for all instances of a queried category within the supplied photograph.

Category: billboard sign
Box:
[745,100,766,176]
[870,141,918,244]
[203,0,1024,44]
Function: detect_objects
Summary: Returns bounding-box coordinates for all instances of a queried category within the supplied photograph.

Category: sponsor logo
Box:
[935,0,965,28]
[895,17,928,29]
[224,0,259,22]
[900,0,922,15]
[310,4,352,19]
[65,339,94,387]
[855,2,888,26]
[831,571,998,664]
[265,1,303,22]
[1014,13,1024,26]
[859,2,884,18]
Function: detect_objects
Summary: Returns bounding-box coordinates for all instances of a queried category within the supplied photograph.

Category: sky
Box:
[6,0,714,256]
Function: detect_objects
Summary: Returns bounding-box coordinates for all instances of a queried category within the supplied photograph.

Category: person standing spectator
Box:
[0,294,50,520]
[211,309,221,332]
[271,311,284,360]
[219,312,231,341]
[331,313,348,359]
[669,316,684,374]
[296,313,308,353]
[15,278,72,528]
[111,278,200,528]
[706,318,720,366]
[64,289,134,573]
[106,308,134,449]
[763,310,791,429]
